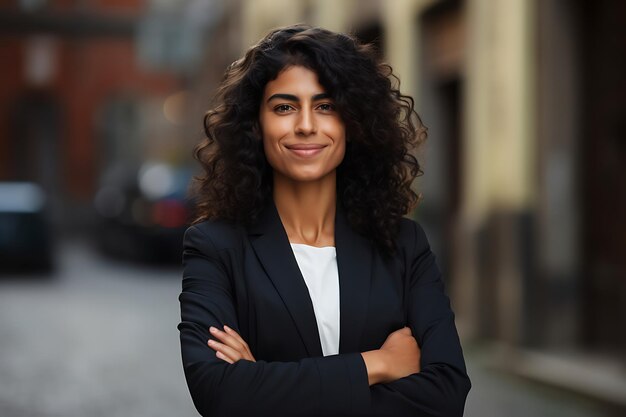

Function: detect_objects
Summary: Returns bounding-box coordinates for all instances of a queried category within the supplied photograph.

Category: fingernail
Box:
[208,339,214,345]
[210,326,217,333]
[224,325,231,331]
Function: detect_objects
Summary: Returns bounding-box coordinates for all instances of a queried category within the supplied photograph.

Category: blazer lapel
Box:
[335,204,372,354]
[248,201,324,357]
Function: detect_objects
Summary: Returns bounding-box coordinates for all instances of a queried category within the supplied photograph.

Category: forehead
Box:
[263,66,326,97]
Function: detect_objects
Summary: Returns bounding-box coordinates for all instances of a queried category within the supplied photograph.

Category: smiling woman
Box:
[179,24,471,417]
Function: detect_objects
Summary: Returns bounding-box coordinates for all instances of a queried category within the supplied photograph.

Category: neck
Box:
[273,171,337,247]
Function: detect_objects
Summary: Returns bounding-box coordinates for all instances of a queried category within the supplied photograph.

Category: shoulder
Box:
[184,219,246,253]
[395,216,431,257]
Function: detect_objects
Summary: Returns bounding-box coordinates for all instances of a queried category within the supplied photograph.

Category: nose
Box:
[295,108,316,136]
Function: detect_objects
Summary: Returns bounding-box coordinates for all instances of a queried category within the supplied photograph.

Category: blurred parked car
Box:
[93,161,193,264]
[0,182,53,272]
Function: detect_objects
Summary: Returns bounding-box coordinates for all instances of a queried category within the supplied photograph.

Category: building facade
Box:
[0,0,187,231]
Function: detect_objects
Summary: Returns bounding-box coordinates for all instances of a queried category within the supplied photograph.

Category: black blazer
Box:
[178,201,471,417]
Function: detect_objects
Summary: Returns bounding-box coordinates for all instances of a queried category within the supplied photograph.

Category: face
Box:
[259,65,346,183]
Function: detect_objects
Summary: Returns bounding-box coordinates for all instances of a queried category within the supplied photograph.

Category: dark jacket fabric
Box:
[178,200,471,417]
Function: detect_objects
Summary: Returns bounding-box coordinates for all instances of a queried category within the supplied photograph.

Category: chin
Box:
[282,168,335,183]
[290,173,327,182]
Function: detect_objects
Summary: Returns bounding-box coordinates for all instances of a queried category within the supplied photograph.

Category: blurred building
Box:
[209,0,626,410]
[0,0,223,234]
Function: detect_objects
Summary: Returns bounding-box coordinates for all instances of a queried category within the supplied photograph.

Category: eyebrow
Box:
[266,93,331,103]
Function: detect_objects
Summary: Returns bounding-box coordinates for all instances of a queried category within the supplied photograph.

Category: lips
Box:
[284,143,326,157]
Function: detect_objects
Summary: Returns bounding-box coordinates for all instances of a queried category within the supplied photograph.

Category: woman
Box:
[179,24,471,416]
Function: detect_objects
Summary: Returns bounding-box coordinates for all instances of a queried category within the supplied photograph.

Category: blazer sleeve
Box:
[367,221,471,417]
[178,225,371,417]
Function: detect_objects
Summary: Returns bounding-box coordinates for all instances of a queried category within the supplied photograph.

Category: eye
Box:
[317,103,336,112]
[274,104,295,113]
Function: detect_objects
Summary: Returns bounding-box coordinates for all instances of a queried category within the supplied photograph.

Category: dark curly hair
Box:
[192,24,426,257]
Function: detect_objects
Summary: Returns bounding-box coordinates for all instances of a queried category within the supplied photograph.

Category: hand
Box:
[207,325,256,364]
[379,326,421,379]
[361,326,421,385]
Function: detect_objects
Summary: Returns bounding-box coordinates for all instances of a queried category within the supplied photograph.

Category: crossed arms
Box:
[178,222,471,416]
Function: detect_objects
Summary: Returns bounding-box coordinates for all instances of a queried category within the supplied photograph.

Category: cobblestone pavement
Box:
[0,239,616,416]
[0,240,197,417]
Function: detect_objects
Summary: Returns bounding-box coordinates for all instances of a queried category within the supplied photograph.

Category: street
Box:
[0,240,196,417]
[0,240,614,417]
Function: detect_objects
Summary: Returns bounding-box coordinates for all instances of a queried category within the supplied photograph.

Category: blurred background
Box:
[0,0,625,416]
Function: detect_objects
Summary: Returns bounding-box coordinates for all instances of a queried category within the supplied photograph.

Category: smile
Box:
[284,144,327,158]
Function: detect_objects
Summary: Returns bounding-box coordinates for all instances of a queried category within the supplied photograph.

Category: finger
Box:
[223,325,248,347]
[223,326,255,359]
[215,350,234,364]
[209,328,254,362]
[217,326,255,362]
[399,326,412,335]
[210,326,246,352]
[224,326,255,361]
[208,339,242,363]
[207,338,243,362]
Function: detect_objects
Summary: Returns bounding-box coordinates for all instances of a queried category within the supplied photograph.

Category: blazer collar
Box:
[248,199,372,356]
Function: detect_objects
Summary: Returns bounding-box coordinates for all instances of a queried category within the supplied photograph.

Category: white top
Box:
[290,243,340,356]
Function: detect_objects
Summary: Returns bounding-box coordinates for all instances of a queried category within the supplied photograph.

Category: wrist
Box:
[361,350,388,386]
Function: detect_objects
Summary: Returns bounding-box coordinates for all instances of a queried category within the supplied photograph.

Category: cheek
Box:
[261,116,288,145]
[327,116,346,140]
[328,122,347,156]
[262,137,279,170]
[261,128,284,170]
